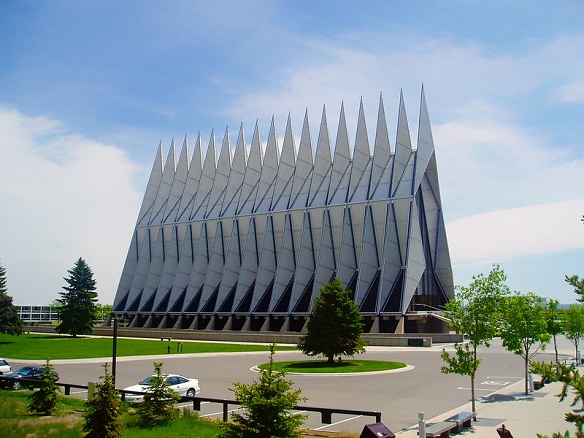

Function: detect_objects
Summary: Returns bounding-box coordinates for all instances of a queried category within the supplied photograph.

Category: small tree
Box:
[500,292,551,395]
[441,264,508,413]
[27,359,61,416]
[298,277,367,364]
[83,363,123,438]
[563,304,584,361]
[137,362,180,428]
[0,262,23,335]
[56,257,98,337]
[218,344,306,438]
[546,299,564,363]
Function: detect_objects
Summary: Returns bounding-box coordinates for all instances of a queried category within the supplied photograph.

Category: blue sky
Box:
[0,1,582,305]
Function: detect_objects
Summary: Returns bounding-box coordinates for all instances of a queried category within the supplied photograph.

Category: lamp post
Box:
[112,316,118,385]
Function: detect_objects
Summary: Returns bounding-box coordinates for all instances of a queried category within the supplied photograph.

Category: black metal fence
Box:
[1,377,382,425]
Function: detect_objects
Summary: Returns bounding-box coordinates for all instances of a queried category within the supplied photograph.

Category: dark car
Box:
[0,366,59,390]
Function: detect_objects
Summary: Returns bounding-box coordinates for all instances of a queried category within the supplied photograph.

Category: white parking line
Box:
[200,407,243,418]
[314,415,363,430]
[458,387,495,391]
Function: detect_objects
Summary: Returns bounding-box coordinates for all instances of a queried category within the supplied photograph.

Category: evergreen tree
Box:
[27,359,61,416]
[83,363,123,438]
[0,262,23,335]
[298,278,367,364]
[218,344,306,438]
[56,257,98,337]
[137,362,180,428]
[441,264,509,413]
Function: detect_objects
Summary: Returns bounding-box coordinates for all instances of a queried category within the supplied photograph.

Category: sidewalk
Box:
[396,379,577,437]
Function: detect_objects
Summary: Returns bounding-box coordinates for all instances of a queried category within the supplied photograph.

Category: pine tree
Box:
[137,362,180,428]
[56,257,98,337]
[218,344,306,438]
[27,359,61,416]
[0,262,23,335]
[298,277,367,364]
[83,363,123,438]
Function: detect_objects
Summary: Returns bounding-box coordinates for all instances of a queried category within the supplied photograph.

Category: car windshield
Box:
[15,367,34,376]
[138,376,154,386]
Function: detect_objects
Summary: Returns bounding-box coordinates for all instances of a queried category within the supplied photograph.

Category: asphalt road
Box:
[8,339,568,434]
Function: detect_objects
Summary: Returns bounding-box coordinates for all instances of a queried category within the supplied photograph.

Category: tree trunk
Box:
[524,355,529,395]
[553,334,558,363]
[470,373,476,414]
[327,354,334,364]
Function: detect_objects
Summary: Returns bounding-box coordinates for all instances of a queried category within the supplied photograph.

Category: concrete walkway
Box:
[396,379,577,437]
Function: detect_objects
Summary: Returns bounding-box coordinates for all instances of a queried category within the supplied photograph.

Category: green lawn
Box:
[0,333,296,360]
[263,359,407,374]
[0,389,222,437]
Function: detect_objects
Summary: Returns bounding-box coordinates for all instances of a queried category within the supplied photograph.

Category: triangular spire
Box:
[206,127,232,218]
[391,90,413,197]
[191,132,217,220]
[369,93,391,199]
[290,109,314,209]
[222,124,247,216]
[272,113,296,211]
[238,121,263,215]
[254,117,279,213]
[136,143,164,226]
[328,102,351,204]
[348,98,371,201]
[163,136,190,223]
[177,133,202,222]
[309,106,332,206]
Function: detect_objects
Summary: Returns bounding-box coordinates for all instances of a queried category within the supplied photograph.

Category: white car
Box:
[122,374,200,403]
[0,358,11,374]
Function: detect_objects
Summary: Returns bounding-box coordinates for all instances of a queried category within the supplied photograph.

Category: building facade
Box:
[112,89,454,333]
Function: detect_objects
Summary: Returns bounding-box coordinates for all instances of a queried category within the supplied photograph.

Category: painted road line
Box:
[314,415,364,430]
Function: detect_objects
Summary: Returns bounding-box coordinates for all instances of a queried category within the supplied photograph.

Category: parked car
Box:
[0,366,59,390]
[122,374,200,403]
[0,358,11,374]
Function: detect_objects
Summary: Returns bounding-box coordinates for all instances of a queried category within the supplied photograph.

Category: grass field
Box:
[0,389,222,437]
[263,359,407,373]
[0,333,296,360]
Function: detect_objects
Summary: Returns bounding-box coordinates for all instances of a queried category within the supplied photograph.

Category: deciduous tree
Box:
[563,304,584,362]
[500,292,551,395]
[298,277,367,364]
[56,257,98,337]
[546,299,564,363]
[0,262,23,335]
[441,264,509,413]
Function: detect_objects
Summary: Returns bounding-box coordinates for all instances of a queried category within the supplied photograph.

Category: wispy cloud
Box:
[0,106,145,304]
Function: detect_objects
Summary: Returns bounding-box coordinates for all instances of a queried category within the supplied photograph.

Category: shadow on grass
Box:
[283,361,358,370]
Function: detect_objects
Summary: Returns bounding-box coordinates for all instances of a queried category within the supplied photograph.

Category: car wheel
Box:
[12,381,21,390]
[186,388,196,397]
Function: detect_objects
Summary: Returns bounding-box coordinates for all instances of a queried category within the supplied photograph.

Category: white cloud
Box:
[447,198,584,266]
[0,106,145,304]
